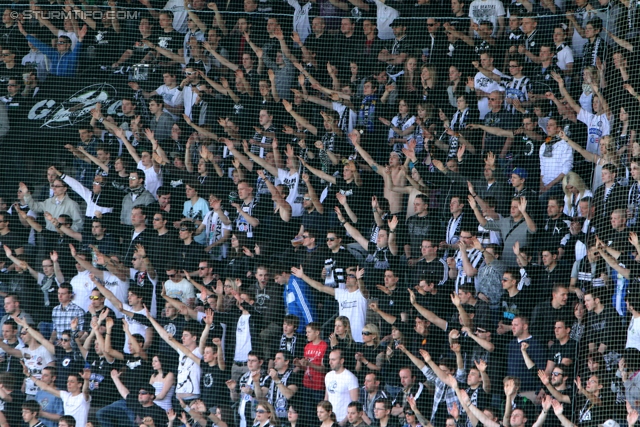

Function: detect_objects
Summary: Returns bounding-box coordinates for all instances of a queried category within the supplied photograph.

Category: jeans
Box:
[538,182,563,206]
[96,398,135,427]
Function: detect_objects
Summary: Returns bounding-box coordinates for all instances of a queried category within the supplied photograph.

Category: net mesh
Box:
[0,1,636,427]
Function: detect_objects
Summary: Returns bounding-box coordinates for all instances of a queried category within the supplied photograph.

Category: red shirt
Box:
[303,340,328,390]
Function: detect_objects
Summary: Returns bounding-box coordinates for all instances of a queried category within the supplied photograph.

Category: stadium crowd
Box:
[0,0,639,427]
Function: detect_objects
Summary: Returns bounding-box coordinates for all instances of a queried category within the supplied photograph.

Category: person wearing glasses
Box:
[0,322,54,400]
[537,365,571,426]
[48,166,116,222]
[15,315,84,390]
[19,21,87,78]
[20,180,84,243]
[496,269,534,336]
[107,378,169,427]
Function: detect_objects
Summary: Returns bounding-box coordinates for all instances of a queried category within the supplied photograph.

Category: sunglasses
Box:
[60,338,70,342]
[362,331,372,336]
[167,273,177,278]
[256,410,269,414]
[326,237,337,241]
[199,266,208,270]
[89,296,102,300]
[551,372,563,376]
[179,227,189,232]
[128,176,138,180]
[93,181,103,186]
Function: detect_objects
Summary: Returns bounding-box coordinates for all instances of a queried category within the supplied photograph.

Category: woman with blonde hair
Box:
[354,323,384,380]
[317,401,339,427]
[562,172,593,217]
[329,316,357,371]
[418,65,445,107]
[254,401,279,427]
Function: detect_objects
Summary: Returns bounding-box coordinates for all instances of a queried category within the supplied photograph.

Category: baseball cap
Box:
[512,168,528,179]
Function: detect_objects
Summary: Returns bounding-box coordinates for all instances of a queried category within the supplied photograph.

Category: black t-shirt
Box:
[126,30,158,65]
[121,355,153,394]
[54,347,86,390]
[126,392,169,426]
[200,362,228,408]
[483,109,518,154]
[86,347,120,406]
[89,23,121,65]
[499,288,535,325]
[0,230,24,264]
[155,30,183,56]
[548,339,578,366]
[175,241,204,273]
[2,389,25,427]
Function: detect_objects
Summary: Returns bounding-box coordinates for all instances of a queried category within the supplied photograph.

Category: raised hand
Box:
[290,265,304,278]
[551,399,563,416]
[474,359,487,373]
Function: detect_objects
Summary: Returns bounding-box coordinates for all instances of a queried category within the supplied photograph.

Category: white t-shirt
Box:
[334,289,367,343]
[201,209,232,260]
[164,278,196,304]
[474,69,506,119]
[155,85,184,109]
[325,369,359,421]
[60,391,91,427]
[102,271,130,319]
[372,0,399,40]
[276,169,303,217]
[137,160,162,198]
[121,303,149,354]
[469,0,505,38]
[628,316,640,351]
[22,345,55,396]
[177,347,202,394]
[577,108,610,154]
[164,0,188,33]
[234,314,252,362]
[71,270,94,312]
[556,45,574,72]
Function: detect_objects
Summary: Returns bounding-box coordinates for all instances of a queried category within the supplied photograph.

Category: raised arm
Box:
[243,140,279,176]
[335,207,368,249]
[283,99,318,135]
[291,265,335,296]
[350,132,382,175]
[409,289,448,331]
[114,126,142,164]
[298,157,336,184]
[551,72,580,114]
[13,315,55,354]
[147,309,202,364]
